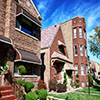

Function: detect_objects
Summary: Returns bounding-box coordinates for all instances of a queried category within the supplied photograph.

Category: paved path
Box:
[75,92,100,95]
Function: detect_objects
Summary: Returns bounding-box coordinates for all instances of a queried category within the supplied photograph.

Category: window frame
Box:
[73,28,77,38]
[81,64,84,75]
[79,27,82,38]
[74,45,78,56]
[80,45,83,56]
[75,64,78,75]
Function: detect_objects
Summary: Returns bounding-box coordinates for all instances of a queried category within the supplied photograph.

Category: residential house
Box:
[61,17,88,87]
[0,0,42,86]
[41,24,74,90]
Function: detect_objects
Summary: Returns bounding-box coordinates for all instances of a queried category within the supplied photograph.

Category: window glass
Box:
[81,64,84,75]
[79,27,82,38]
[75,64,78,75]
[80,45,83,56]
[59,45,65,55]
[75,45,77,56]
[82,82,85,87]
[74,28,77,38]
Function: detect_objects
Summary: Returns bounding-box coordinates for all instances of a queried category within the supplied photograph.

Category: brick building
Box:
[41,24,74,90]
[61,17,88,87]
[0,0,42,86]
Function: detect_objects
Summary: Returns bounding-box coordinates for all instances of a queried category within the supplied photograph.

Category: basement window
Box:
[16,15,40,40]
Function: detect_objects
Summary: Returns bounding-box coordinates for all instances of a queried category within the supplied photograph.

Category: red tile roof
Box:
[41,24,60,48]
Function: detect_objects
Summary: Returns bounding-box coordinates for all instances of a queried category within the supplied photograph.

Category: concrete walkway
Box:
[75,91,100,95]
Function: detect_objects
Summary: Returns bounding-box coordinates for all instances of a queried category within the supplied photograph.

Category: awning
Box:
[51,52,72,63]
[15,48,41,65]
[64,63,75,71]
[16,4,42,27]
[0,35,12,45]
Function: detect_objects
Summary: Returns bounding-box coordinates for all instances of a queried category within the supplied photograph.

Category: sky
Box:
[33,0,100,64]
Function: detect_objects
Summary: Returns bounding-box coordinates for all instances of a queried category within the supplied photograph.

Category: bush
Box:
[34,89,39,95]
[76,79,80,83]
[18,65,27,75]
[57,83,66,92]
[76,84,80,88]
[49,78,57,91]
[76,73,79,78]
[63,72,67,86]
[25,92,38,100]
[37,80,47,90]
[17,79,25,87]
[89,73,93,86]
[24,82,34,93]
[38,89,48,100]
[71,82,76,87]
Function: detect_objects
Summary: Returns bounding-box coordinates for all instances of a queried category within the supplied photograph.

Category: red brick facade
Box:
[72,17,88,87]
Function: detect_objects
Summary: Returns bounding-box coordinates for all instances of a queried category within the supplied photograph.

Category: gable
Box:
[18,0,41,19]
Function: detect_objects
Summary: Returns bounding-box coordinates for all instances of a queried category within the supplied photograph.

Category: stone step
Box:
[0,85,12,91]
[0,95,16,100]
[1,90,14,96]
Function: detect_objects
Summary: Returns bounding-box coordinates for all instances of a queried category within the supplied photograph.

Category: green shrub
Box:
[17,79,25,87]
[71,82,76,87]
[57,83,66,92]
[25,92,38,100]
[63,72,67,86]
[49,78,57,91]
[89,73,93,86]
[34,89,39,95]
[76,73,79,78]
[18,65,27,75]
[76,79,80,83]
[76,84,80,88]
[24,82,34,93]
[38,89,48,100]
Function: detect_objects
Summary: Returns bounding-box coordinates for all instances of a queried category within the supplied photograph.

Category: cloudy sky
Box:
[33,0,100,63]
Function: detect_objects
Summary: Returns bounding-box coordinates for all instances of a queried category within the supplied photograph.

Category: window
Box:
[73,28,77,38]
[84,30,86,39]
[75,64,78,75]
[79,27,82,38]
[82,82,85,87]
[74,45,77,56]
[81,64,84,75]
[86,64,88,75]
[59,45,65,55]
[80,45,83,56]
[16,15,40,40]
[85,47,87,56]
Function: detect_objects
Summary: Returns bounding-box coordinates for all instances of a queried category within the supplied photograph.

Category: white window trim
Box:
[73,28,77,38]
[80,45,83,56]
[75,64,78,75]
[79,27,82,38]
[81,64,84,75]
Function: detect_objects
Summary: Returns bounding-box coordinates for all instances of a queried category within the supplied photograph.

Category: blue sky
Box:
[33,0,100,63]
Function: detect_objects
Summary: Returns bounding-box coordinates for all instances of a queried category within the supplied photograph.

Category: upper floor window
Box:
[84,30,87,39]
[74,45,77,56]
[59,45,65,55]
[75,64,78,75]
[80,45,83,56]
[73,28,77,38]
[81,64,84,75]
[16,15,40,40]
[79,27,82,38]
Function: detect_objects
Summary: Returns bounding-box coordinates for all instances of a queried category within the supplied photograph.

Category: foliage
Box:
[37,80,47,90]
[88,26,100,58]
[71,82,76,87]
[76,84,80,88]
[57,83,66,92]
[34,89,39,95]
[18,65,27,75]
[38,89,48,100]
[49,78,57,91]
[63,72,67,86]
[76,79,80,83]
[76,73,79,78]
[89,73,93,86]
[17,79,25,87]
[25,92,38,100]
[24,82,34,93]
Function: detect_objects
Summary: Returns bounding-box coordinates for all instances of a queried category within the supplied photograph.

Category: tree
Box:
[88,26,100,58]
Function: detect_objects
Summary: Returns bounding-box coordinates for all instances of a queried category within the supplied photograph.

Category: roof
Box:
[41,24,60,48]
[51,52,72,63]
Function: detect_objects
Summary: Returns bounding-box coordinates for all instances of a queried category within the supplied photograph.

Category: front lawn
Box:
[49,93,100,100]
[77,87,100,94]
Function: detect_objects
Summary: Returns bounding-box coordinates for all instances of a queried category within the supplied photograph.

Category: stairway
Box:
[0,85,17,100]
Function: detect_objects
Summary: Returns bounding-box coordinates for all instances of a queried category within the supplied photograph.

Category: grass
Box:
[49,93,100,100]
[77,87,100,94]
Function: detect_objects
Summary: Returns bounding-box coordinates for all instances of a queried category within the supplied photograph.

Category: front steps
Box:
[0,85,17,100]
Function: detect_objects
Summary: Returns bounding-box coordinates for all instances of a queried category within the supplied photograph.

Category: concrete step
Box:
[1,90,14,96]
[0,85,12,91]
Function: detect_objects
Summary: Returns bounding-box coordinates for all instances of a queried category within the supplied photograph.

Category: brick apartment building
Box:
[41,24,74,90]
[0,0,42,86]
[61,17,88,87]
